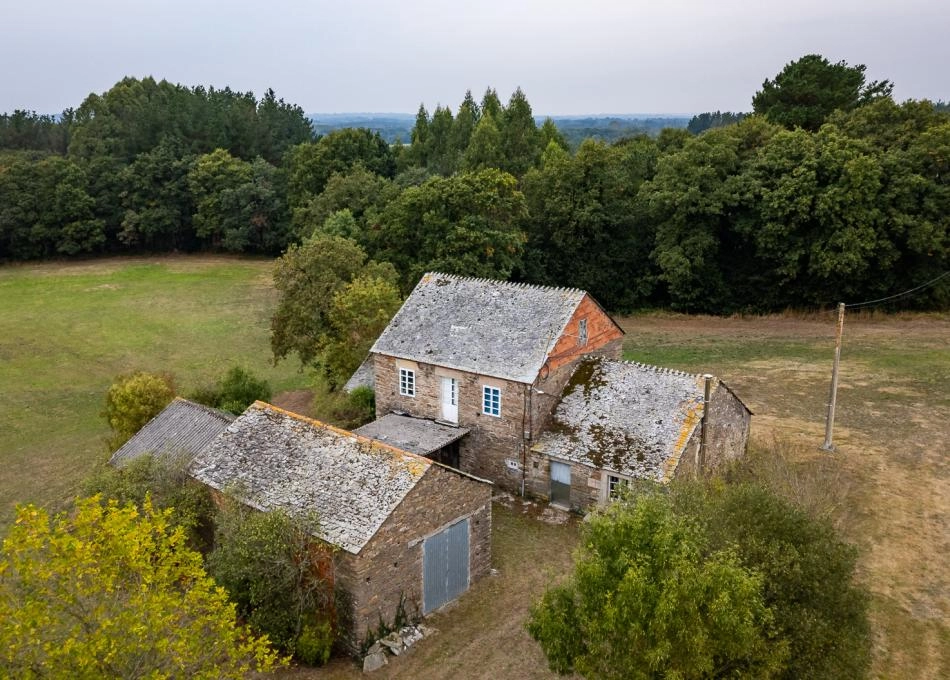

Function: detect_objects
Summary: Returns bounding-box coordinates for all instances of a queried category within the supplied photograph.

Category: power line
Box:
[844,270,950,309]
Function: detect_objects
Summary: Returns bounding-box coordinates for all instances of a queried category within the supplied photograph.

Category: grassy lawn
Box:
[1,259,946,679]
[0,256,309,525]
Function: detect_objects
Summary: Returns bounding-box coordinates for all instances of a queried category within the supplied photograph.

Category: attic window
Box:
[399,368,415,397]
[482,386,501,417]
[578,319,588,345]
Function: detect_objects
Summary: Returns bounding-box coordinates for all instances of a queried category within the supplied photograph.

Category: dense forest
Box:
[1,55,947,312]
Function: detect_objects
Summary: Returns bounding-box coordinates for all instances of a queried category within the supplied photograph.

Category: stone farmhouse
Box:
[111,400,492,645]
[349,273,751,510]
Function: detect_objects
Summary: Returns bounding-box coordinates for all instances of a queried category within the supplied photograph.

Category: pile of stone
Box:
[362,624,436,672]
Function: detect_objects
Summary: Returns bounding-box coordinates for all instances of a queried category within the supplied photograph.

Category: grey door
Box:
[550,460,571,507]
[423,518,470,613]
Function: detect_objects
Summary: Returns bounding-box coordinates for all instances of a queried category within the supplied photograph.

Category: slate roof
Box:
[109,398,235,467]
[189,402,433,554]
[370,273,587,383]
[354,414,470,457]
[532,358,712,481]
[343,355,375,393]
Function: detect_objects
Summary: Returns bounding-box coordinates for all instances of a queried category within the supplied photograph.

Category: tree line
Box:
[1,55,947,312]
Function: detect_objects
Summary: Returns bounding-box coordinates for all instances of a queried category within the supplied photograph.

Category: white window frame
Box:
[607,474,629,501]
[578,318,588,345]
[482,385,501,417]
[399,368,416,397]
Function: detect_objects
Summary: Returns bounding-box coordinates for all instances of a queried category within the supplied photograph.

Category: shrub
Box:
[189,366,271,415]
[295,619,334,667]
[0,496,283,678]
[207,500,334,656]
[83,453,215,551]
[103,371,175,451]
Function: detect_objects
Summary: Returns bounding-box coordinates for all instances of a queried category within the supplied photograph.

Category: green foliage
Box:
[377,168,528,287]
[753,54,893,131]
[0,496,283,678]
[527,491,783,679]
[295,619,334,667]
[83,453,215,549]
[190,366,273,414]
[346,386,377,424]
[318,275,403,389]
[208,501,333,655]
[671,481,872,680]
[461,112,505,171]
[291,165,396,243]
[102,371,176,451]
[687,111,748,135]
[270,233,399,373]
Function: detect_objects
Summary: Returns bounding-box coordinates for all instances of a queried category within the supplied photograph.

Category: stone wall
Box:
[374,353,528,490]
[523,453,603,509]
[333,464,492,646]
[673,381,750,478]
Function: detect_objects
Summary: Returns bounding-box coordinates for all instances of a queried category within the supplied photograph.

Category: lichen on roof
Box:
[533,358,710,480]
[190,402,432,554]
[370,272,587,383]
[109,398,235,467]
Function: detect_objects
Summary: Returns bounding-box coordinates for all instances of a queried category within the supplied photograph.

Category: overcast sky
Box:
[2,0,947,115]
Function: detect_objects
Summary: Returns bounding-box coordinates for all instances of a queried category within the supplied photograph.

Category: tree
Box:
[538,117,569,152]
[501,86,541,175]
[527,491,783,679]
[291,165,396,244]
[208,501,334,660]
[672,482,871,680]
[377,168,527,287]
[752,54,893,131]
[0,496,282,678]
[461,113,504,171]
[521,137,659,310]
[270,233,398,369]
[426,105,457,175]
[687,111,747,135]
[319,275,403,389]
[103,371,176,451]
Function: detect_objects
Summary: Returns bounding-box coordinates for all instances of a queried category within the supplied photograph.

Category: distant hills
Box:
[308,113,691,146]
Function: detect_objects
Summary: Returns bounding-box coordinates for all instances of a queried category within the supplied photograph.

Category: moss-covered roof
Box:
[533,358,710,480]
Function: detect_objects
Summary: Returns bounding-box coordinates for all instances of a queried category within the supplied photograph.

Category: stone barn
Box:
[189,402,493,645]
[526,358,752,510]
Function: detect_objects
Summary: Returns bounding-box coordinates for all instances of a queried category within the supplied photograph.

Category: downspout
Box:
[521,383,531,497]
[697,374,713,474]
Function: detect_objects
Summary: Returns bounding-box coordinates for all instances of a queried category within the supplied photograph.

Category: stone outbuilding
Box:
[527,358,752,510]
[189,402,493,645]
[108,397,235,466]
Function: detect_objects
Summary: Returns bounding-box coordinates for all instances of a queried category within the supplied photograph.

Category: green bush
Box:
[295,619,333,666]
[207,501,333,654]
[190,366,271,415]
[103,371,175,451]
[83,453,215,551]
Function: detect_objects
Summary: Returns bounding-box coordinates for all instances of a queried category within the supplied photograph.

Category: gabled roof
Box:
[354,414,469,457]
[532,359,713,481]
[343,354,375,393]
[109,398,235,467]
[189,402,433,554]
[370,273,587,383]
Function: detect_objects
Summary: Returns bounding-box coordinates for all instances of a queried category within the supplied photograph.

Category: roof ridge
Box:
[250,401,433,467]
[422,271,586,296]
[605,357,710,381]
[173,396,236,422]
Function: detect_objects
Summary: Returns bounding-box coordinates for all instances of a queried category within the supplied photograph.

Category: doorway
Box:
[550,460,571,507]
[440,376,458,423]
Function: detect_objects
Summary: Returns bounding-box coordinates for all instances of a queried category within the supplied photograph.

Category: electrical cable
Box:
[844,270,950,309]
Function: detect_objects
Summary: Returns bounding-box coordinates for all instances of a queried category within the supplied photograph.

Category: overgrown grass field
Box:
[0,257,309,525]
[1,257,946,679]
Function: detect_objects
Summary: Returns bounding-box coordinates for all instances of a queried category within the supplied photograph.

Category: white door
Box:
[441,377,458,423]
[550,461,571,507]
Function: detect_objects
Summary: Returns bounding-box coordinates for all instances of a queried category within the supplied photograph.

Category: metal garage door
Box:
[423,518,470,614]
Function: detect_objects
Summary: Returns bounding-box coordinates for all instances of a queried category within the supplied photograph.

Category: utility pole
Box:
[821,302,846,452]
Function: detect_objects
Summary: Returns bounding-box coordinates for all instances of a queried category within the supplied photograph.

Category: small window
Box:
[482,385,501,417]
[578,318,588,345]
[607,475,628,500]
[399,368,415,397]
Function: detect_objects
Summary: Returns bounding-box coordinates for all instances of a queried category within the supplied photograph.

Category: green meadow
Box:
[0,257,309,525]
